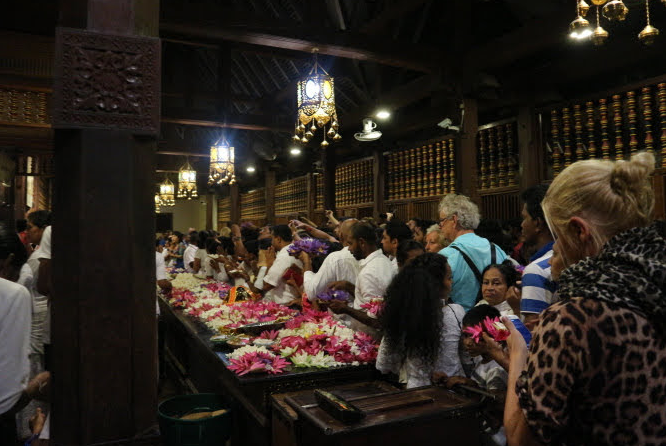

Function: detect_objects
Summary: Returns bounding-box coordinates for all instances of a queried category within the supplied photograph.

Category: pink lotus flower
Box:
[258,330,280,340]
[228,351,289,375]
[463,324,484,344]
[360,298,384,317]
[483,317,510,342]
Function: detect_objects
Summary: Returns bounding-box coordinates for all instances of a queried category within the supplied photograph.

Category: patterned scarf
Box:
[557,221,666,335]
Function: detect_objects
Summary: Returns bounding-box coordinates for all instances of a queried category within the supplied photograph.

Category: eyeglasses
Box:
[438,215,455,226]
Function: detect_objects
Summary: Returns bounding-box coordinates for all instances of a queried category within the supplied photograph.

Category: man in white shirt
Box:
[183,231,198,273]
[299,219,359,301]
[329,223,396,333]
[262,225,303,305]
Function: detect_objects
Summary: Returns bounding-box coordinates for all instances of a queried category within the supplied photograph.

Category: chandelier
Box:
[293,50,341,149]
[209,138,236,185]
[177,160,198,199]
[159,177,175,206]
[569,0,662,45]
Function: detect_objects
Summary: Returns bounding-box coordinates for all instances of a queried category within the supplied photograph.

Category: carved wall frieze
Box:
[53,28,160,135]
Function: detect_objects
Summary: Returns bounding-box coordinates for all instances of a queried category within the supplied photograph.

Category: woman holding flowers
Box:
[376,253,465,388]
[503,152,666,445]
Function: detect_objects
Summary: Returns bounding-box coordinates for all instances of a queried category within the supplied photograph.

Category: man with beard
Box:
[380,222,413,273]
[328,223,395,334]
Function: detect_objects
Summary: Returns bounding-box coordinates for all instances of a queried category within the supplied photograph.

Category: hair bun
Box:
[610,152,655,195]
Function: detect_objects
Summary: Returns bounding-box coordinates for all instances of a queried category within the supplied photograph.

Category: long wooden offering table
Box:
[158,297,379,446]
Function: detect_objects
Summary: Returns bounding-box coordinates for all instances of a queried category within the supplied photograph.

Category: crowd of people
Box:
[155,152,665,445]
[2,152,664,446]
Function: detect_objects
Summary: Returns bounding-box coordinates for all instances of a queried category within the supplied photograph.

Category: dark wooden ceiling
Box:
[2,0,666,191]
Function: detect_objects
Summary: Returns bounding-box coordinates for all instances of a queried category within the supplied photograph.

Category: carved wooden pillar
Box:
[658,83,666,167]
[457,98,478,200]
[562,107,573,167]
[518,107,544,188]
[600,98,611,160]
[372,149,385,219]
[52,1,160,442]
[205,193,214,230]
[573,104,585,162]
[627,91,639,156]
[230,183,240,223]
[550,109,562,175]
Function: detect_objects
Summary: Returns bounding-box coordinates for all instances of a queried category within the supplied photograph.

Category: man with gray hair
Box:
[437,194,507,311]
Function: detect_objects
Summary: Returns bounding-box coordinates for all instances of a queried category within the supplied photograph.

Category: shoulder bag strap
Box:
[450,246,482,285]
[490,242,497,265]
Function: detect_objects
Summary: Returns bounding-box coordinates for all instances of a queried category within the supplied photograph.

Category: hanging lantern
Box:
[159,177,175,207]
[602,0,629,21]
[155,193,162,213]
[638,0,660,45]
[177,161,198,199]
[209,139,236,185]
[296,50,340,148]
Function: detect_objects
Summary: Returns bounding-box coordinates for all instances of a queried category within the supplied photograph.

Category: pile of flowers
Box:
[227,345,290,375]
[268,309,378,369]
[199,300,298,331]
[463,316,510,344]
[287,238,329,256]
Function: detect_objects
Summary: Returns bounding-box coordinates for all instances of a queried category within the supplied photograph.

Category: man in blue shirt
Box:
[438,194,508,311]
[518,185,557,331]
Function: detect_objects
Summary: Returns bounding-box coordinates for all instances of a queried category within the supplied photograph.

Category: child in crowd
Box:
[433,304,508,446]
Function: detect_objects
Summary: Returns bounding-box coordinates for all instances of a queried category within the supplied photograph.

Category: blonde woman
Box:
[503,152,666,445]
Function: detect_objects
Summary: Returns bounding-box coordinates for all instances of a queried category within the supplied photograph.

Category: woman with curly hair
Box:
[375,252,465,388]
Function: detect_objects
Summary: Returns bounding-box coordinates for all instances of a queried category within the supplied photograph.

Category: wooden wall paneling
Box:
[217,196,231,226]
[518,108,543,189]
[479,188,522,222]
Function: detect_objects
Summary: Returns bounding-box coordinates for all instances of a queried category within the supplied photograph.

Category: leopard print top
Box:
[516,222,666,445]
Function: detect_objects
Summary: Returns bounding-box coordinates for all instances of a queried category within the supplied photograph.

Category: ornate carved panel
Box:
[53,27,160,135]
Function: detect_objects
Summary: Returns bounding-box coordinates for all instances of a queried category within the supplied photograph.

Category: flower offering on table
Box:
[227,346,290,375]
[286,238,329,256]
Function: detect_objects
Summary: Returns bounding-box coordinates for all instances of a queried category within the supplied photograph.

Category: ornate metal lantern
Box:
[294,52,341,149]
[159,177,175,206]
[209,139,236,185]
[177,161,198,199]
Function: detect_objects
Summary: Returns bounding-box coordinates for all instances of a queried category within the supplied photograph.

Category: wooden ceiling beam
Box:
[161,115,292,133]
[464,10,571,71]
[339,73,446,129]
[360,0,431,35]
[159,22,440,73]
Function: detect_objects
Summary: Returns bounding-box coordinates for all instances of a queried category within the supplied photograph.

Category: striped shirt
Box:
[520,248,558,314]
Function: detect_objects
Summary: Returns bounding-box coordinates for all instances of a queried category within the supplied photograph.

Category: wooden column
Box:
[230,183,240,223]
[517,106,544,189]
[52,1,160,444]
[306,172,315,221]
[322,146,337,213]
[264,169,276,224]
[457,98,479,202]
[205,193,214,230]
[372,148,385,219]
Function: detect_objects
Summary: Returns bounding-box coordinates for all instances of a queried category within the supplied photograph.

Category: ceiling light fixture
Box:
[246,165,256,173]
[177,159,198,200]
[573,0,662,45]
[294,49,341,149]
[376,110,391,120]
[290,147,302,155]
[208,137,236,185]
